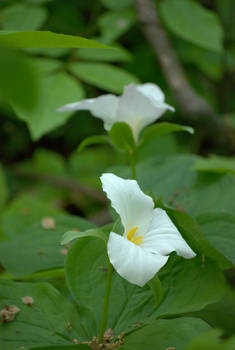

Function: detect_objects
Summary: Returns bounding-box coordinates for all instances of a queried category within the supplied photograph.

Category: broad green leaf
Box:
[65,236,157,336]
[133,155,235,217]
[109,122,136,151]
[75,44,132,62]
[69,62,139,94]
[197,212,235,266]
[98,9,136,43]
[123,317,210,350]
[31,148,66,176]
[101,0,134,10]
[0,279,88,350]
[61,228,108,245]
[0,213,95,277]
[194,155,235,175]
[0,30,112,49]
[78,135,112,152]
[0,3,48,31]
[184,330,223,350]
[184,330,235,350]
[162,206,232,269]
[155,255,226,318]
[0,164,8,210]
[1,193,62,239]
[139,122,194,147]
[65,236,226,337]
[11,69,84,140]
[29,346,90,350]
[0,47,38,110]
[159,0,223,53]
[191,287,235,338]
[176,40,223,80]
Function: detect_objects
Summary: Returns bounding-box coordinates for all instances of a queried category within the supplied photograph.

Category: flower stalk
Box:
[98,259,113,344]
[129,150,136,180]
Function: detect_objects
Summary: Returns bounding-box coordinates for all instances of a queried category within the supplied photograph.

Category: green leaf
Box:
[162,206,232,269]
[0,164,8,210]
[159,0,224,53]
[69,62,139,94]
[0,213,95,277]
[65,236,226,337]
[155,255,226,318]
[0,279,88,350]
[197,212,235,266]
[98,9,136,44]
[176,40,223,80]
[29,346,90,350]
[191,287,235,338]
[101,0,134,10]
[0,47,38,110]
[123,317,210,350]
[194,155,235,175]
[75,43,132,62]
[109,122,136,151]
[0,30,112,49]
[65,236,156,336]
[0,3,48,31]
[61,228,108,245]
[11,67,84,140]
[147,275,163,307]
[139,122,194,147]
[182,329,223,350]
[78,135,112,152]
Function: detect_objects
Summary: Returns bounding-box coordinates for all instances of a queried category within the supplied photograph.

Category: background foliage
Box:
[1,0,235,349]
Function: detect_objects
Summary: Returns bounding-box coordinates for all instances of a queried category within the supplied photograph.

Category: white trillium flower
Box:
[100,173,196,287]
[57,83,174,141]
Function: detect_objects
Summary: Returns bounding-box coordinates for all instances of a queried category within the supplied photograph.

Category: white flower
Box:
[100,173,196,287]
[57,83,174,141]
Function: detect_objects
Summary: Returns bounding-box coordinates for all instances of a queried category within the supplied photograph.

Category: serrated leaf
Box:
[69,62,139,94]
[139,122,193,147]
[78,135,112,153]
[109,122,136,151]
[0,30,112,49]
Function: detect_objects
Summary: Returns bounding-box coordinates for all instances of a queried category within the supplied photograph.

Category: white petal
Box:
[108,232,168,287]
[57,95,119,131]
[116,83,174,140]
[142,208,196,259]
[100,173,154,236]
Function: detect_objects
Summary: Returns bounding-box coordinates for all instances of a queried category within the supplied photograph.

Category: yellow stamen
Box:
[126,226,143,245]
[127,226,138,241]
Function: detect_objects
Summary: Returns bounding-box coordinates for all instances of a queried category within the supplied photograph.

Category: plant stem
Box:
[98,259,113,344]
[129,150,136,179]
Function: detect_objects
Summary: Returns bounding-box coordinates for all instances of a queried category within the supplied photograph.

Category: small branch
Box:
[135,0,233,150]
[13,168,107,204]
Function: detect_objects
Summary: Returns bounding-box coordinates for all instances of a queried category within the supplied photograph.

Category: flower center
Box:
[126,226,143,245]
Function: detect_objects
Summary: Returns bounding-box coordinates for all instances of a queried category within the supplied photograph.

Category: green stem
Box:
[98,259,113,344]
[129,150,136,179]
